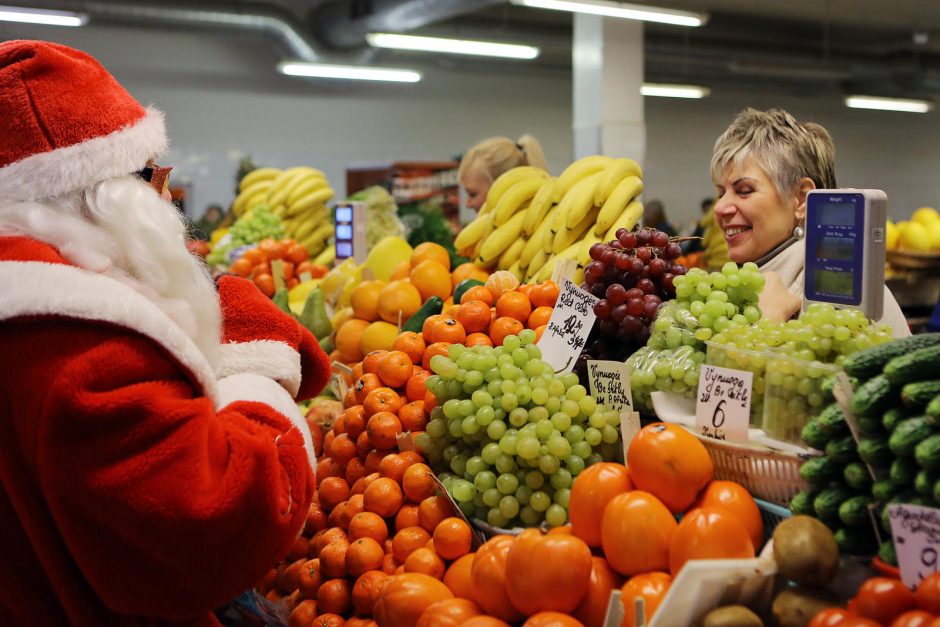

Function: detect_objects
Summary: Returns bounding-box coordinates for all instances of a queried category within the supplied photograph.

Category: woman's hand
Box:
[758,271,802,322]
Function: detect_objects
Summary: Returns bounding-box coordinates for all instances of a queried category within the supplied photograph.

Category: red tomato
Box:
[892,610,937,627]
[229,257,253,278]
[856,577,917,625]
[809,608,854,627]
[241,248,265,265]
[286,242,309,265]
[918,573,940,614]
[844,619,887,627]
[253,273,275,297]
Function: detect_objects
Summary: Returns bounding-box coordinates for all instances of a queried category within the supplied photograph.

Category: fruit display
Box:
[575,227,687,376]
[206,205,285,267]
[454,156,644,283]
[231,165,336,259]
[224,237,329,298]
[888,206,940,254]
[810,571,940,626]
[346,185,408,249]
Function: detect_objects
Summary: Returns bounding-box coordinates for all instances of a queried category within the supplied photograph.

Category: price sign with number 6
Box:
[890,504,940,589]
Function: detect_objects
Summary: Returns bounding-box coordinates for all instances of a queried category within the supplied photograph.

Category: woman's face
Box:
[713,159,807,263]
[461,168,490,211]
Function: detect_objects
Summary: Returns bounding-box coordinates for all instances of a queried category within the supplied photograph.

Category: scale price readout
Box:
[804,189,887,320]
[334,201,367,264]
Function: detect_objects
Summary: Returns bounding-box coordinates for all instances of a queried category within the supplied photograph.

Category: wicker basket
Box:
[887,249,940,271]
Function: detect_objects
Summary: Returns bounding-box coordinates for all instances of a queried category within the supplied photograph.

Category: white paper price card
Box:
[587,360,633,413]
[889,504,940,589]
[695,364,752,444]
[537,278,598,374]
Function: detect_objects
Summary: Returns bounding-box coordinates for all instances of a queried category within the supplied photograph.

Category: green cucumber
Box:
[801,420,830,450]
[844,462,873,492]
[453,279,485,305]
[890,457,919,487]
[890,417,934,459]
[916,470,939,496]
[879,539,898,566]
[852,375,895,418]
[884,407,909,432]
[800,456,841,485]
[825,435,859,464]
[790,489,820,516]
[843,332,940,380]
[928,394,940,421]
[933,478,940,503]
[881,493,917,533]
[839,495,874,528]
[915,434,940,472]
[857,414,885,436]
[817,403,848,437]
[814,486,855,523]
[401,296,444,333]
[885,344,940,385]
[858,437,893,465]
[903,381,940,411]
[835,526,878,555]
[872,479,895,502]
[820,375,838,403]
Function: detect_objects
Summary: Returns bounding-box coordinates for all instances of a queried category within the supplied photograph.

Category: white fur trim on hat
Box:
[0,106,168,201]
[216,340,302,398]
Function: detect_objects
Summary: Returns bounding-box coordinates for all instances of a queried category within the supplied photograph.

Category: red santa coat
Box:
[0,236,318,626]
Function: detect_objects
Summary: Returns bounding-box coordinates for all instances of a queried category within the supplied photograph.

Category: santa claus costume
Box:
[0,40,330,625]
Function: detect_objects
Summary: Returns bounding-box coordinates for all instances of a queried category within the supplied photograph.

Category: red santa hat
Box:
[0,40,168,201]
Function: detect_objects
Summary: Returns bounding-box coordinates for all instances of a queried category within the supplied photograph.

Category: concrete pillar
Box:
[572,14,645,164]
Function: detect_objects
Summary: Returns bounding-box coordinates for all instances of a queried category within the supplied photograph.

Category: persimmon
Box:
[692,480,764,551]
[398,401,428,432]
[317,477,351,512]
[455,300,493,334]
[620,572,672,627]
[470,535,524,623]
[363,387,403,418]
[433,517,473,560]
[569,462,633,547]
[406,370,431,403]
[346,537,386,577]
[495,291,532,323]
[396,504,422,531]
[393,332,426,365]
[404,547,447,579]
[527,306,554,330]
[418,495,452,533]
[429,317,467,345]
[523,612,585,627]
[393,526,432,563]
[317,578,352,616]
[573,557,623,627]
[443,553,475,600]
[364,477,404,518]
[367,411,403,450]
[373,573,454,627]
[668,507,755,576]
[627,422,714,513]
[505,528,593,615]
[416,598,483,627]
[352,570,389,616]
[354,373,383,405]
[600,491,677,576]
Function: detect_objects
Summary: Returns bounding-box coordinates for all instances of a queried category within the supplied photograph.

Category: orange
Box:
[351,280,387,322]
[354,373,383,405]
[364,477,404,518]
[527,306,553,330]
[489,317,524,347]
[452,262,489,288]
[534,324,547,342]
[404,547,447,580]
[399,450,424,465]
[289,599,318,627]
[363,387,403,417]
[297,559,323,599]
[495,291,532,323]
[406,370,431,403]
[465,333,494,348]
[379,453,411,483]
[319,540,349,578]
[390,259,411,281]
[382,553,400,575]
[529,280,561,308]
[393,332,426,365]
[356,431,372,458]
[402,463,436,503]
[329,433,357,467]
[399,400,427,432]
[422,314,447,343]
[455,300,492,334]
[346,537,385,577]
[429,318,467,344]
[377,351,414,389]
[412,242,451,271]
[485,271,520,298]
[377,280,423,326]
[335,319,370,363]
[317,477,351,512]
[460,285,494,306]
[410,260,453,302]
[343,406,367,440]
[317,578,352,616]
[345,457,366,487]
[349,511,389,544]
[362,351,387,375]
[351,570,389,616]
[421,342,450,371]
[396,504,422,531]
[393,526,432,563]
[433,518,473,560]
[367,411,403,450]
[418,495,453,533]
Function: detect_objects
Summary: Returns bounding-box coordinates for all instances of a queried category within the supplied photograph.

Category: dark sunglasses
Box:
[136,164,173,195]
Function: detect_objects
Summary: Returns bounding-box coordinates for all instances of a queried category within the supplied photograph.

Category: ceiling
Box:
[12,0,940,99]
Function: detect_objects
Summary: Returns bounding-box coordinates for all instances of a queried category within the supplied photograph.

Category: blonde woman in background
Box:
[458,135,549,210]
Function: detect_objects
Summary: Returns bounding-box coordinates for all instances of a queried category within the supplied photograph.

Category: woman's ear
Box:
[794,177,816,221]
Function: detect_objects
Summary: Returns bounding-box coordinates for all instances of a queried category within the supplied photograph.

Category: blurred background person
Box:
[458,135,548,211]
[190,203,225,241]
[643,199,677,236]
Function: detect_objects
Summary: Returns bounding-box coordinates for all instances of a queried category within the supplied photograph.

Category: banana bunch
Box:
[453,155,645,283]
[232,166,336,257]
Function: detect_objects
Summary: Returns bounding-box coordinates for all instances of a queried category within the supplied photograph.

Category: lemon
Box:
[366,236,413,281]
[885,220,899,251]
[927,221,940,251]
[359,320,399,354]
[899,221,931,252]
[330,306,355,332]
[912,207,940,226]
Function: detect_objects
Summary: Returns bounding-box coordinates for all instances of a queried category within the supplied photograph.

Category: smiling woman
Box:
[709,108,910,337]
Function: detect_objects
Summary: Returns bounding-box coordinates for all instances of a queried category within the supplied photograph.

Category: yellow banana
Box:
[525,248,548,281]
[291,208,330,241]
[269,203,287,217]
[594,158,643,206]
[239,167,281,192]
[563,172,603,229]
[522,177,557,236]
[552,155,613,203]
[269,167,318,207]
[485,166,549,211]
[313,245,336,266]
[454,211,495,250]
[577,230,602,266]
[519,206,557,270]
[245,190,270,213]
[507,259,523,282]
[476,201,492,216]
[536,237,585,282]
[300,223,334,253]
[554,206,599,254]
[265,168,301,203]
[603,200,644,242]
[498,238,526,270]
[287,175,328,206]
[477,210,527,266]
[595,175,643,235]
[493,176,546,226]
[288,187,334,216]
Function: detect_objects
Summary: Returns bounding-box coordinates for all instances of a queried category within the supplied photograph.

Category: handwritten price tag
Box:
[537,278,598,374]
[587,360,633,412]
[889,504,940,590]
[695,364,752,444]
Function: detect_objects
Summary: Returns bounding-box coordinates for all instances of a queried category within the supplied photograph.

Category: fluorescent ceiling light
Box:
[845,95,933,113]
[641,83,710,98]
[0,5,87,26]
[366,33,539,60]
[278,61,421,83]
[728,60,852,81]
[510,0,706,27]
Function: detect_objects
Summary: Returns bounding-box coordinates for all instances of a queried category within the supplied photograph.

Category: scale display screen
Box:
[815,236,857,262]
[817,202,857,227]
[334,202,366,263]
[814,269,855,297]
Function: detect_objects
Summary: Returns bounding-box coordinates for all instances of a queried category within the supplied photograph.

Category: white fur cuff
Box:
[216,340,302,398]
[216,372,316,473]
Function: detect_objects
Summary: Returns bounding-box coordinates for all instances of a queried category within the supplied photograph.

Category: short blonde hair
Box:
[710,108,836,199]
[458,135,549,183]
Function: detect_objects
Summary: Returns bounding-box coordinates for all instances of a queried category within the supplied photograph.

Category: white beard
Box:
[0,176,221,366]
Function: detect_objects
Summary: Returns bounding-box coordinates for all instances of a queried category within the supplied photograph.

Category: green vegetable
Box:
[852,375,894,418]
[884,344,940,385]
[916,434,940,472]
[401,296,444,334]
[800,456,841,485]
[815,486,855,523]
[453,279,485,306]
[790,490,820,516]
[801,420,829,450]
[903,381,940,411]
[879,539,898,566]
[858,414,885,436]
[858,437,893,465]
[928,394,940,421]
[844,463,873,492]
[872,479,895,502]
[817,403,848,437]
[843,332,940,380]
[890,457,919,487]
[884,407,909,432]
[835,527,878,555]
[820,375,838,403]
[825,435,859,464]
[839,495,874,528]
[916,470,939,496]
[890,417,934,459]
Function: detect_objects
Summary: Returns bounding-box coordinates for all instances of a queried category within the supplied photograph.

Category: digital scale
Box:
[804,189,887,320]
[334,201,367,264]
